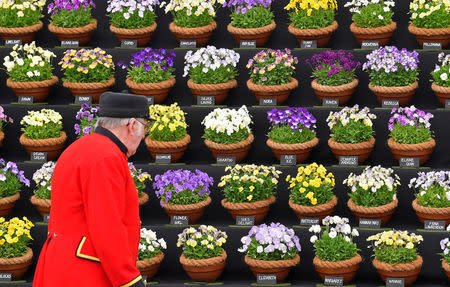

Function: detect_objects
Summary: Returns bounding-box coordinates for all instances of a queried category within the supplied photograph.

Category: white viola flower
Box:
[329,230,337,239]
[26,71,34,77]
[257,246,263,253]
[310,235,318,243]
[352,228,359,237]
[440,73,448,81]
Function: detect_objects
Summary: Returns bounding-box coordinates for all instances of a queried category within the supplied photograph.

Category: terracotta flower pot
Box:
[205,134,254,163]
[221,196,276,225]
[247,78,298,105]
[412,199,450,225]
[0,248,33,281]
[408,24,450,48]
[373,256,423,287]
[328,137,375,165]
[180,250,227,282]
[19,132,67,161]
[6,76,59,102]
[48,20,97,46]
[169,21,217,47]
[311,79,358,106]
[63,77,115,104]
[266,137,319,164]
[137,252,164,281]
[245,254,300,283]
[145,134,190,163]
[289,196,337,221]
[387,138,436,166]
[369,81,418,106]
[288,21,338,48]
[347,198,398,226]
[30,195,51,217]
[431,82,450,107]
[0,193,20,217]
[0,131,4,148]
[0,21,43,44]
[110,22,157,47]
[442,260,450,280]
[126,77,175,104]
[313,254,362,285]
[227,21,276,47]
[350,22,396,46]
[188,79,237,105]
[162,196,211,224]
[138,192,149,206]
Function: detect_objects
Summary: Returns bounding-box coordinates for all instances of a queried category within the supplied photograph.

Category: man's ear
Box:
[127,118,136,135]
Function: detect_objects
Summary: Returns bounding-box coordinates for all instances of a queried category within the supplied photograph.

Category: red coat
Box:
[33,127,144,287]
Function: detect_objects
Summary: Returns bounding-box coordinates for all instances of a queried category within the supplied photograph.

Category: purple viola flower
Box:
[267,107,316,132]
[306,50,360,78]
[0,159,30,187]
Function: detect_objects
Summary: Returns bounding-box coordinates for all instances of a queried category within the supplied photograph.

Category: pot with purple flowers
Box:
[431,53,450,106]
[30,162,55,217]
[154,169,213,224]
[0,107,13,148]
[238,223,301,283]
[129,162,152,206]
[0,160,30,217]
[439,237,450,280]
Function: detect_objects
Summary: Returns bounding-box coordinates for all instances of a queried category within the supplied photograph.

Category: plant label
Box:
[18,96,34,104]
[257,274,277,284]
[399,158,419,168]
[339,156,358,167]
[236,216,254,226]
[170,215,189,225]
[240,40,256,48]
[386,277,405,287]
[5,39,21,46]
[155,154,172,164]
[43,213,50,223]
[323,98,339,107]
[324,276,344,286]
[0,273,11,281]
[74,95,92,105]
[301,40,317,49]
[382,100,399,108]
[423,42,442,50]
[197,96,215,106]
[216,156,236,165]
[121,39,138,48]
[361,40,379,49]
[31,152,47,162]
[445,99,450,109]
[61,40,79,47]
[359,218,381,229]
[300,217,320,226]
[259,98,277,106]
[147,96,154,105]
[180,40,196,48]
[424,220,445,231]
[281,154,297,166]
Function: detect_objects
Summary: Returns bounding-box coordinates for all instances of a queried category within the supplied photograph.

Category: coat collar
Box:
[94,126,128,155]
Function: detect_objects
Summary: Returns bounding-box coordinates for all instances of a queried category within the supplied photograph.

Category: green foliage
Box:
[368,66,418,87]
[35,183,51,199]
[128,63,174,84]
[349,185,396,207]
[22,123,62,140]
[314,231,358,261]
[149,126,186,142]
[0,7,43,28]
[416,184,450,208]
[0,172,20,198]
[50,7,93,28]
[161,186,208,205]
[314,65,355,86]
[268,124,316,144]
[374,245,418,265]
[389,123,432,144]
[246,238,297,260]
[173,8,213,28]
[431,64,450,87]
[7,59,53,82]
[203,127,249,145]
[230,6,273,28]
[352,3,393,28]
[410,2,450,29]
[108,9,156,29]
[189,65,238,84]
[331,121,374,143]
[289,9,335,29]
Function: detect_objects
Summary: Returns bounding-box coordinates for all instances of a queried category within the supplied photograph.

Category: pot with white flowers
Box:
[0,107,13,148]
[177,225,227,282]
[239,223,301,283]
[184,46,239,104]
[439,237,450,280]
[0,160,29,217]
[344,166,401,226]
[30,162,55,217]
[129,163,152,206]
[287,163,337,221]
[136,228,166,280]
[218,165,280,224]
[310,216,362,284]
[409,171,450,225]
[431,53,450,106]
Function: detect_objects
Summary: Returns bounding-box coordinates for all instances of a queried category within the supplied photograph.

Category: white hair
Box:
[95,117,130,129]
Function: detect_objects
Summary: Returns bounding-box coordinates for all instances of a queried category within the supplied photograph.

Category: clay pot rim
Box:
[0,131,3,141]
[431,82,450,93]
[6,75,59,88]
[0,248,33,265]
[245,253,300,268]
[442,260,450,272]
[373,255,423,272]
[30,195,51,208]
[311,78,358,92]
[204,133,254,151]
[368,81,418,93]
[266,137,319,150]
[408,23,450,36]
[63,77,115,89]
[350,21,397,34]
[347,198,398,214]
[387,137,436,151]
[247,78,298,92]
[161,196,211,211]
[48,19,97,33]
[0,192,20,205]
[0,20,43,34]
[169,21,217,34]
[328,137,375,150]
[289,196,337,213]
[19,131,67,147]
[137,252,164,268]
[138,192,149,205]
[145,134,191,149]
[288,20,338,36]
[221,195,276,210]
[180,250,227,267]
[110,22,157,35]
[187,78,238,91]
[412,198,450,214]
[227,21,276,35]
[126,77,176,90]
[313,253,362,268]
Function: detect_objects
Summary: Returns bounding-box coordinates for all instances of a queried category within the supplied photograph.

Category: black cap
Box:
[98,92,152,120]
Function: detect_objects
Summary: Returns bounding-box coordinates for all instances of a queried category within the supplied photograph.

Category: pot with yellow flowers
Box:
[136,228,167,280]
[177,225,227,282]
[439,237,450,280]
[128,162,152,206]
[0,217,34,280]
[0,107,12,148]
[0,160,29,217]
[367,230,423,286]
[218,164,281,224]
[30,162,55,217]
[287,163,337,221]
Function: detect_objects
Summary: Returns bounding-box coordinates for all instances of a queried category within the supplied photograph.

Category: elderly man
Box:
[33,92,150,287]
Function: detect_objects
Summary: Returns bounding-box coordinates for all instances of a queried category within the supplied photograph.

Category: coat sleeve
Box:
[82,155,145,287]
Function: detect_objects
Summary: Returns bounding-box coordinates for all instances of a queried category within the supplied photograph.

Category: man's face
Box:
[126,118,148,158]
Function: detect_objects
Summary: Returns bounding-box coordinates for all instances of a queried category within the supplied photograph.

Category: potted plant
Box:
[74,104,99,138]
[161,0,224,46]
[145,103,190,163]
[266,107,318,163]
[409,171,450,225]
[177,225,227,282]
[310,216,362,284]
[0,0,45,43]
[344,0,396,45]
[153,169,213,224]
[367,230,423,286]
[387,106,435,165]
[440,237,450,279]
[59,48,116,104]
[431,52,450,106]
[218,164,281,224]
[0,217,34,280]
[284,0,338,47]
[326,105,377,164]
[287,163,337,221]
[3,42,58,102]
[0,160,30,217]
[120,48,176,104]
[107,0,159,47]
[224,0,276,46]
[137,228,166,280]
[246,49,298,104]
[30,161,55,217]
[0,107,13,147]
[202,106,253,162]
[19,109,67,160]
[344,166,401,226]
[238,222,301,283]
[408,0,450,48]
[129,162,152,206]
[306,50,360,105]
[363,46,419,105]
[47,0,97,46]
[183,46,239,104]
